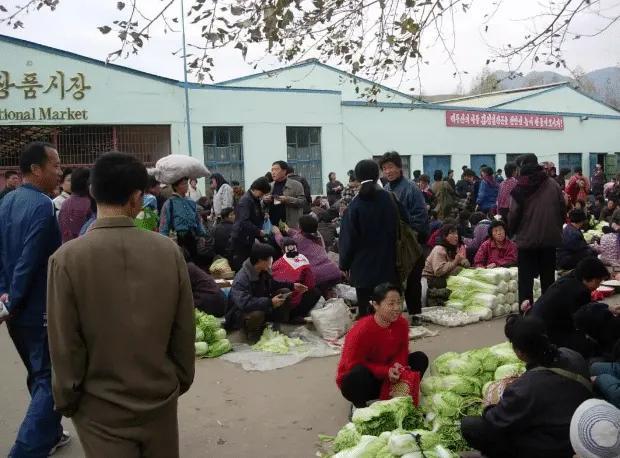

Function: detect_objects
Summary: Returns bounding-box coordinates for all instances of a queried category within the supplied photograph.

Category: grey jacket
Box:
[270,178,306,228]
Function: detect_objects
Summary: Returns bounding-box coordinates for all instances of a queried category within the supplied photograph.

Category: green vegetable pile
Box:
[194,310,232,358]
[252,327,305,354]
[321,343,525,457]
[584,220,608,244]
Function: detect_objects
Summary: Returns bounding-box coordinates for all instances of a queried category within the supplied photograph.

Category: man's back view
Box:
[47,152,195,458]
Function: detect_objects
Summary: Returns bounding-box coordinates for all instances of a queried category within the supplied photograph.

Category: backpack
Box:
[389,192,423,287]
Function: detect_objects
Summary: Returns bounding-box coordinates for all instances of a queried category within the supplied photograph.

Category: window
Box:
[470,154,496,173]
[423,155,451,178]
[374,155,411,179]
[559,153,582,173]
[287,126,322,194]
[203,127,244,185]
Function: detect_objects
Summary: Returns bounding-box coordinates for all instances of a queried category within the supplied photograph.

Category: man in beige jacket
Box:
[47,152,195,457]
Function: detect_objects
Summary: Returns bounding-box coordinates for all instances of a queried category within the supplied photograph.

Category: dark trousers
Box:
[405,254,425,315]
[517,247,556,304]
[291,288,322,319]
[196,290,228,318]
[7,325,63,458]
[340,352,429,408]
[355,288,374,317]
[73,399,179,458]
[461,416,517,458]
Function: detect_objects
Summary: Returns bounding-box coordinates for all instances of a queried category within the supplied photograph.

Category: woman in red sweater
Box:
[474,220,518,268]
[336,283,428,408]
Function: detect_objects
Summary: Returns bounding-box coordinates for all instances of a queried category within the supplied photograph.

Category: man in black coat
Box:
[231,177,271,271]
[214,207,235,265]
[531,257,609,357]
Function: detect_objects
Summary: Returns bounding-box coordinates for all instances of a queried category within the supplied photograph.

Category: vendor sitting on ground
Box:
[336,283,428,408]
[423,224,469,306]
[183,249,227,317]
[226,243,307,342]
[273,215,342,293]
[557,208,598,271]
[474,220,518,268]
[590,340,620,409]
[271,237,322,324]
[594,226,620,267]
[461,315,592,458]
[531,257,609,358]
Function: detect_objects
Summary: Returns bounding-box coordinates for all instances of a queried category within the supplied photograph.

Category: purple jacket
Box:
[59,195,93,244]
[276,229,341,287]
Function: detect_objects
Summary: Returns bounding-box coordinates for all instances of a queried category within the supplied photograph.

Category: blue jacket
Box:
[0,184,61,327]
[159,195,206,237]
[476,179,499,211]
[384,176,429,239]
[339,187,408,288]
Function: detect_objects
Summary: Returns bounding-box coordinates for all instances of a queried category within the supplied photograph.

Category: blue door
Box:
[423,155,451,178]
[471,154,496,173]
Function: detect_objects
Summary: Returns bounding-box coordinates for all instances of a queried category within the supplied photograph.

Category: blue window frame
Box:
[559,153,582,173]
[471,154,496,173]
[423,155,451,178]
[203,126,245,185]
[287,126,322,194]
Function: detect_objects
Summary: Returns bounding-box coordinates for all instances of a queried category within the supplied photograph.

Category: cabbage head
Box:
[440,375,482,397]
[465,348,500,373]
[195,327,205,342]
[214,328,227,340]
[195,311,222,344]
[352,397,414,436]
[194,341,208,357]
[494,363,525,381]
[429,392,463,418]
[206,339,232,358]
[333,435,377,458]
[333,423,361,453]
[431,352,459,376]
[421,376,444,396]
[489,342,520,365]
[443,356,481,377]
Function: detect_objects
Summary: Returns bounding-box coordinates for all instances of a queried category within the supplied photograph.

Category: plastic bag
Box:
[333,284,358,304]
[262,218,273,234]
[310,298,353,340]
[150,154,210,184]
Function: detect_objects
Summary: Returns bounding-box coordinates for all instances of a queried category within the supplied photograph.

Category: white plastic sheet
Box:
[219,327,340,371]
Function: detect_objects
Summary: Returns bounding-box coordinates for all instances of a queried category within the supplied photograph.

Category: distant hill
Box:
[422,67,620,109]
[492,67,620,109]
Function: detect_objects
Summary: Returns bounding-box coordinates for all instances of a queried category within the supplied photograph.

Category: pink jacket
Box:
[474,238,518,268]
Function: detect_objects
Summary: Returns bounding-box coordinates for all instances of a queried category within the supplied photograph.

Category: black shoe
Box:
[49,431,71,456]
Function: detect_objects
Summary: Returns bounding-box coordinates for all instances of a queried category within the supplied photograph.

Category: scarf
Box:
[510,165,548,205]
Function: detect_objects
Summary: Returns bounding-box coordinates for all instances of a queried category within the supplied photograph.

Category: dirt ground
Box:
[0,319,506,457]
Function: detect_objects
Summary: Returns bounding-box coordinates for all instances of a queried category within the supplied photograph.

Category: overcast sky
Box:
[1,0,619,95]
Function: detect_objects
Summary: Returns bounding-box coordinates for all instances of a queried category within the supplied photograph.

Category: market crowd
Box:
[1,142,620,457]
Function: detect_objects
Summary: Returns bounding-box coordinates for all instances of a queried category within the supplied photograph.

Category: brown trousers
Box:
[72,399,179,458]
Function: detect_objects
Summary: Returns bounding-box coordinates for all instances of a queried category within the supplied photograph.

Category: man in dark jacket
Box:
[0,142,68,456]
[509,154,565,304]
[379,151,429,318]
[0,170,20,201]
[214,207,235,264]
[532,257,609,357]
[557,209,597,270]
[462,315,592,458]
[231,177,271,271]
[227,243,307,342]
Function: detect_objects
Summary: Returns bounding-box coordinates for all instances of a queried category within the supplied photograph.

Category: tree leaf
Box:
[117,2,125,10]
[98,25,112,34]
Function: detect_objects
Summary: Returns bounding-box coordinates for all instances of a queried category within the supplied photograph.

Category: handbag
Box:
[388,192,423,287]
[379,368,421,406]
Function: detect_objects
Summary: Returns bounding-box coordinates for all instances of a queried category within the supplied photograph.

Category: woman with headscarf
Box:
[211,173,234,218]
[273,214,342,294]
[271,237,321,323]
[339,160,409,316]
[476,166,500,214]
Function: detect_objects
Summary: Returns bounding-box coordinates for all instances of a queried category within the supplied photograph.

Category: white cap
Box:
[570,398,620,458]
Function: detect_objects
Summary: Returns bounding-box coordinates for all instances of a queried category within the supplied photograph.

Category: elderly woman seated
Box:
[474,220,517,268]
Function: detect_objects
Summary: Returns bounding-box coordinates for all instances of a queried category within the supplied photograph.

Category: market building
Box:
[1,33,619,193]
